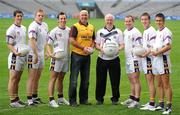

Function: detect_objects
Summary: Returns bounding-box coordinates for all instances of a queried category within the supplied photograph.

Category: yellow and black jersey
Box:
[70,21,95,56]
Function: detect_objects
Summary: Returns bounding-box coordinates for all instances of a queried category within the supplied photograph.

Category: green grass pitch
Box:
[0,18,180,115]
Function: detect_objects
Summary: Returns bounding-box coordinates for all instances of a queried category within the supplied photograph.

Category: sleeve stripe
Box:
[6,35,14,39]
[149,36,156,41]
[163,36,172,41]
[29,30,37,34]
[48,36,54,41]
[135,37,142,41]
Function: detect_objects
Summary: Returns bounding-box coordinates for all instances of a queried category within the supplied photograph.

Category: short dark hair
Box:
[13,10,23,17]
[57,12,66,19]
[155,13,165,21]
[125,15,134,22]
[141,12,150,20]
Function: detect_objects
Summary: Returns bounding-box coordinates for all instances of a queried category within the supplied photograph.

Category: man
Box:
[121,15,142,108]
[151,13,173,114]
[139,12,156,111]
[6,10,27,108]
[46,12,70,108]
[69,10,95,106]
[27,9,48,105]
[95,14,124,105]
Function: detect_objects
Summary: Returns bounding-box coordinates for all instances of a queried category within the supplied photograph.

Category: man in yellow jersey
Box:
[69,10,95,107]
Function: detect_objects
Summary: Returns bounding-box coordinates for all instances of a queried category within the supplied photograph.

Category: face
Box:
[58,15,67,27]
[155,16,164,29]
[124,17,134,30]
[35,11,44,23]
[14,13,23,25]
[141,15,150,29]
[79,11,88,24]
[105,16,114,27]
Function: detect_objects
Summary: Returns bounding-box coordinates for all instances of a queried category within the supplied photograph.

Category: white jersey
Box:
[47,26,70,60]
[152,27,172,55]
[152,27,172,75]
[6,24,27,71]
[142,26,156,51]
[28,21,48,54]
[124,27,142,59]
[141,26,156,74]
[95,26,124,60]
[6,24,26,49]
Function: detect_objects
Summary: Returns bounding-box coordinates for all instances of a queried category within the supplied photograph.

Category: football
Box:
[132,46,146,56]
[103,40,119,57]
[16,44,30,56]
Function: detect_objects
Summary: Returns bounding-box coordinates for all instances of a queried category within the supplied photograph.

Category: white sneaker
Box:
[128,101,140,108]
[141,102,149,107]
[10,101,26,108]
[49,100,59,108]
[121,99,134,106]
[57,98,70,105]
[162,108,172,114]
[140,104,155,111]
[155,105,164,111]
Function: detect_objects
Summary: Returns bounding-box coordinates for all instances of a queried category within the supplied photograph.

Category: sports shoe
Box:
[33,98,45,104]
[18,100,27,105]
[27,99,36,106]
[112,101,119,105]
[141,102,149,107]
[128,101,140,108]
[162,107,172,114]
[57,98,70,105]
[49,100,59,108]
[10,101,26,108]
[140,104,155,111]
[155,104,164,111]
[121,99,134,106]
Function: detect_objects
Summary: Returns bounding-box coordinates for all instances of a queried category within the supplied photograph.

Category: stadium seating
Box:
[0,0,180,18]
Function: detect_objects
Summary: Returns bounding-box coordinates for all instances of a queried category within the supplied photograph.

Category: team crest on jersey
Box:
[17,31,20,36]
[55,33,62,40]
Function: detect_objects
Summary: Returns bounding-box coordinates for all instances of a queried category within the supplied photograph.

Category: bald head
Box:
[104,13,114,29]
[79,10,89,25]
[80,10,88,15]
[105,13,115,21]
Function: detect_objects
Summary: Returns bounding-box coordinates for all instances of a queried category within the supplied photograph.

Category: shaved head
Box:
[80,10,88,15]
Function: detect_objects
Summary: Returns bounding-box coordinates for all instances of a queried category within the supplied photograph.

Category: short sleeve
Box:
[6,27,15,44]
[117,30,124,45]
[28,23,38,40]
[70,26,78,39]
[47,29,55,45]
[134,30,142,46]
[163,32,172,46]
[95,30,101,44]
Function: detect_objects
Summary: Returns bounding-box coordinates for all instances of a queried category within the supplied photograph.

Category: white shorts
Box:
[27,53,44,69]
[152,55,171,75]
[49,58,69,73]
[8,52,26,71]
[126,58,141,74]
[141,57,153,74]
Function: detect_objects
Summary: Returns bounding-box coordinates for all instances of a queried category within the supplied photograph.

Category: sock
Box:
[159,101,164,108]
[167,103,172,109]
[149,101,155,106]
[58,94,63,98]
[129,95,135,100]
[32,94,38,99]
[49,97,54,101]
[11,97,19,103]
[27,96,32,99]
[134,97,140,102]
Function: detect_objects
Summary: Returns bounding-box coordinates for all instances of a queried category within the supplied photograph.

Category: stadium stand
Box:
[0,0,180,19]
